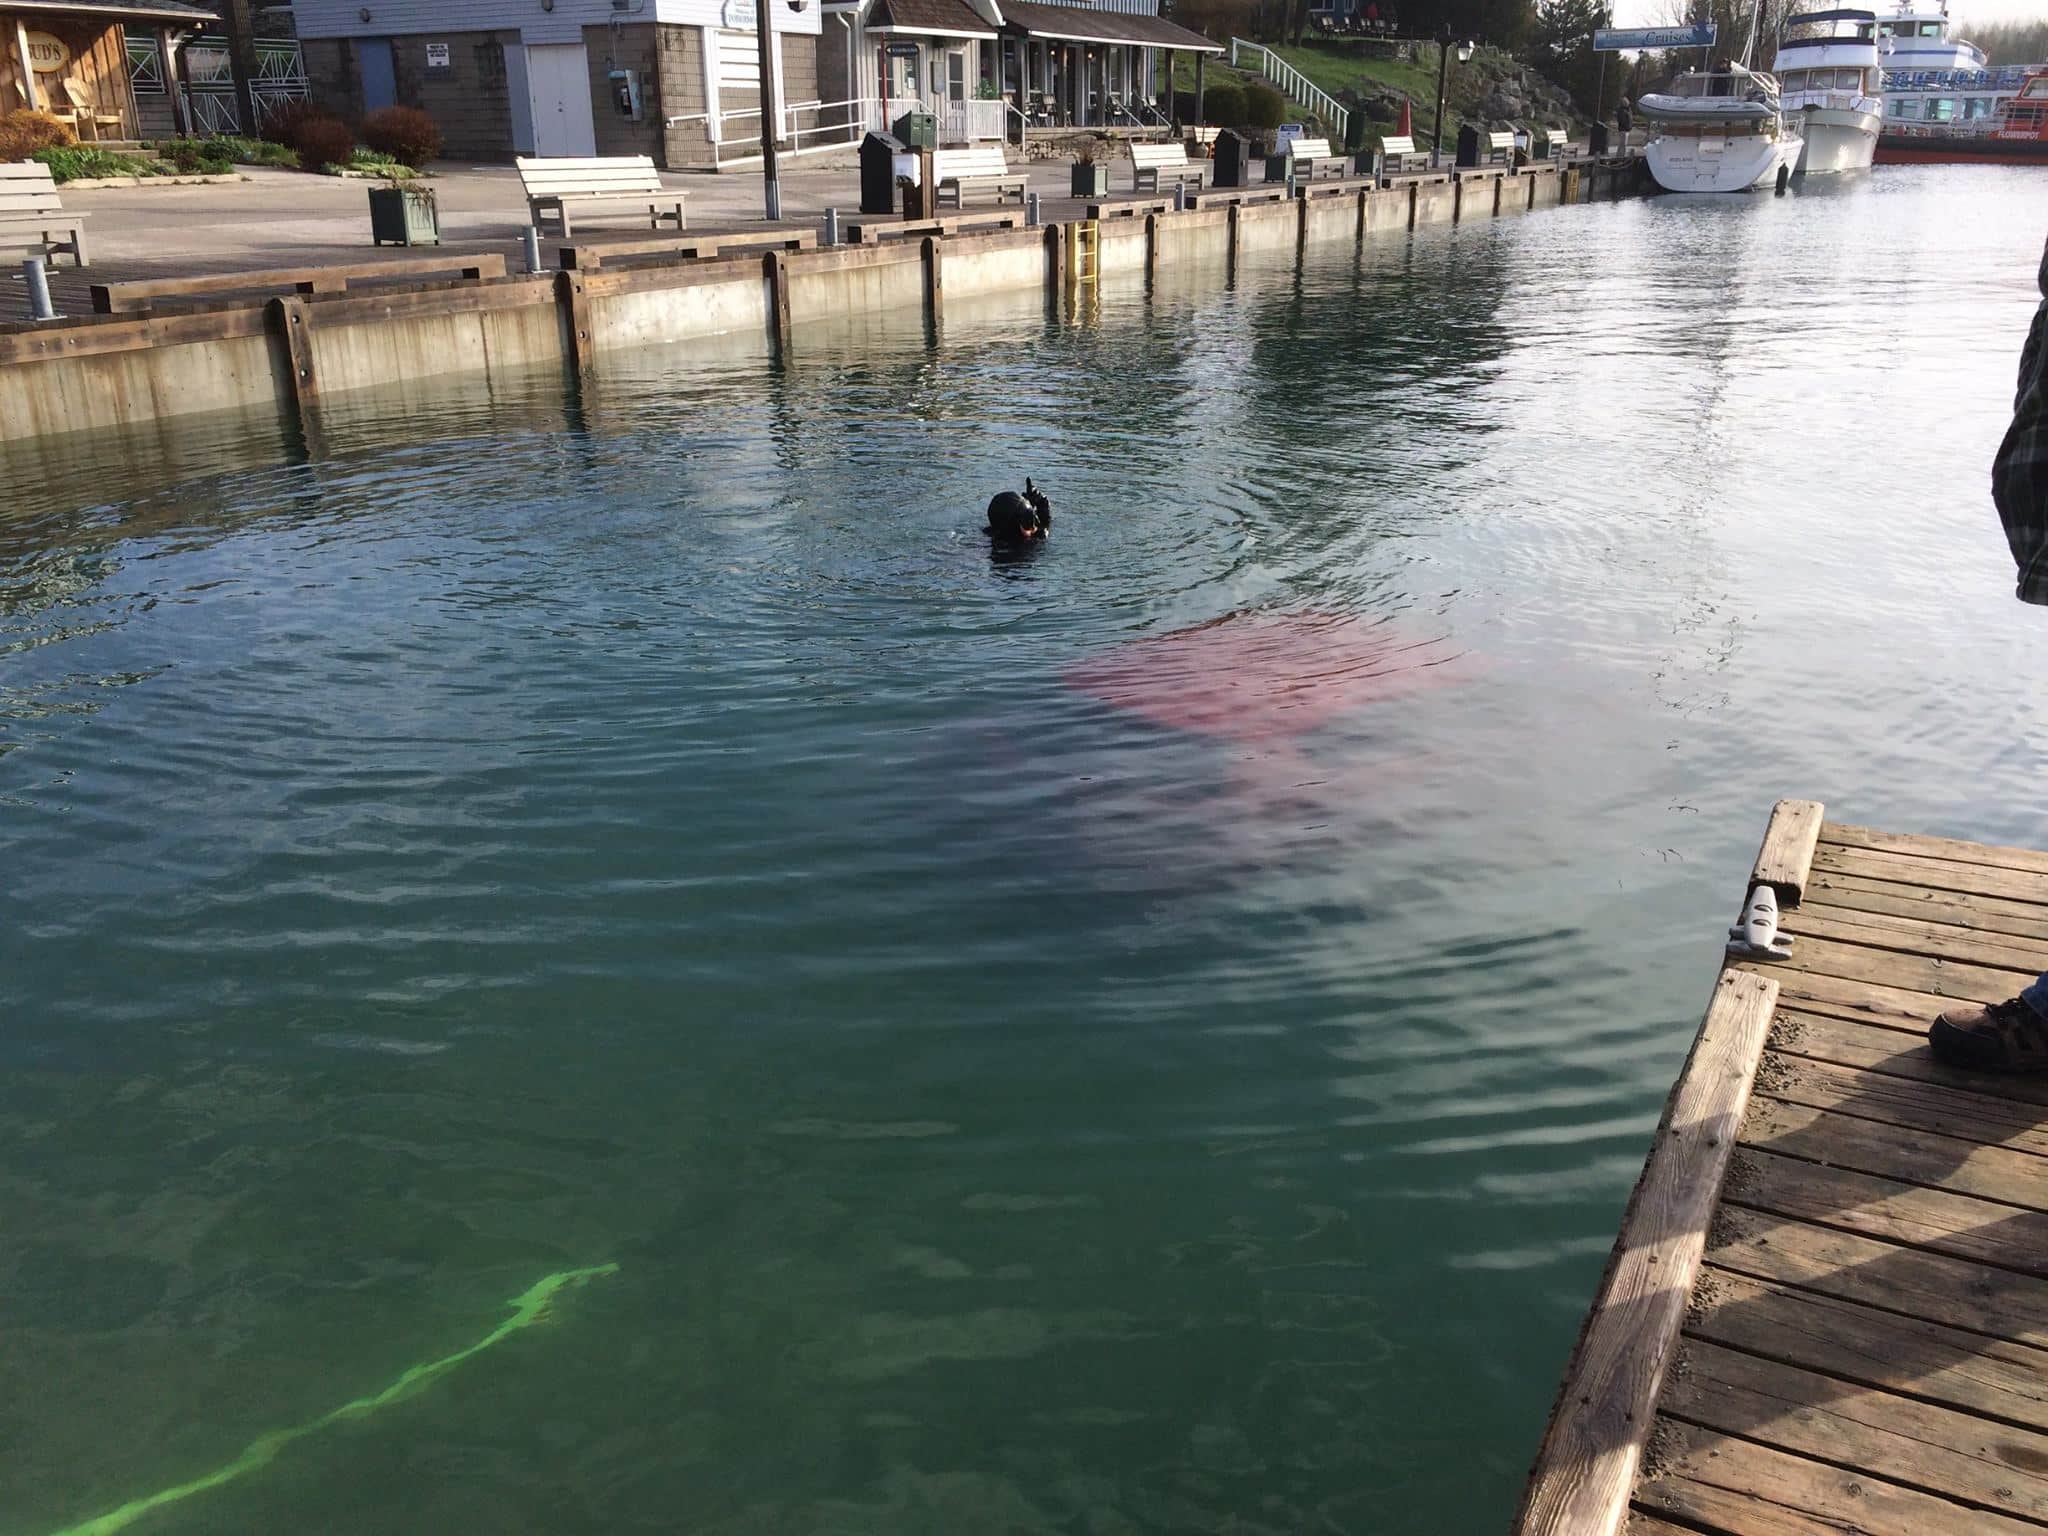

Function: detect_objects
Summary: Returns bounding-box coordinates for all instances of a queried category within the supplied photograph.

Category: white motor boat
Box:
[1638,65,1806,192]
[1772,8,1884,172]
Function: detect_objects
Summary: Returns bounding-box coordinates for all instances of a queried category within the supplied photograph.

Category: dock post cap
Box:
[1750,798,1824,907]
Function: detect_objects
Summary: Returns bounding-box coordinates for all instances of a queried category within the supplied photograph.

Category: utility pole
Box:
[755,0,781,220]
[220,0,259,133]
[1432,31,1449,167]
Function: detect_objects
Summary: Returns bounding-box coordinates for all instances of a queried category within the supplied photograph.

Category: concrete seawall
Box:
[0,162,1642,449]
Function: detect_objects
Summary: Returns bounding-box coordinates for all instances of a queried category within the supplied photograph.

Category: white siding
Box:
[293,0,820,42]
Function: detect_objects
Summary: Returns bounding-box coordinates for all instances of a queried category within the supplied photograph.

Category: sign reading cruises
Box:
[722,0,758,28]
[1592,22,1717,50]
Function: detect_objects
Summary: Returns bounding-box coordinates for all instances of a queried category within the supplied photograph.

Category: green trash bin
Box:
[892,110,938,150]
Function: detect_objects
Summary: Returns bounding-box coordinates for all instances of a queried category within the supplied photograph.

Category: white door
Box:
[525,42,597,157]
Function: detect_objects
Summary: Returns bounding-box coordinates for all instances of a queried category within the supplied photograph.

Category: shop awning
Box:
[999,1,1224,52]
[870,0,999,39]
[3,0,218,21]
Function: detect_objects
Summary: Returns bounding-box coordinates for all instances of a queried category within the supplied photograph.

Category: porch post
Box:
[1163,48,1176,121]
[159,27,191,135]
[1194,49,1206,127]
[14,19,41,111]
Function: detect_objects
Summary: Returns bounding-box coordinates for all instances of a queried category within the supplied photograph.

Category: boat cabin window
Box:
[1929,97,1955,120]
[1781,68,1806,89]
[1920,21,1941,36]
[1888,97,1916,117]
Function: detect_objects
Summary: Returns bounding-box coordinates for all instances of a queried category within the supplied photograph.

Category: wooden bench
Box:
[557,228,816,270]
[841,210,1024,243]
[1283,136,1351,180]
[516,156,686,238]
[89,253,507,314]
[1376,134,1433,180]
[931,146,1027,209]
[1131,141,1210,194]
[0,163,89,267]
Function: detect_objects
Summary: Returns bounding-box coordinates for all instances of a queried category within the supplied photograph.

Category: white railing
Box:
[669,93,1009,166]
[1229,37,1349,139]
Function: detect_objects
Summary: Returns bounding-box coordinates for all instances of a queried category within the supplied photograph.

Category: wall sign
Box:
[425,41,452,72]
[721,0,757,29]
[1592,23,1717,51]
[24,31,71,74]
[884,40,920,58]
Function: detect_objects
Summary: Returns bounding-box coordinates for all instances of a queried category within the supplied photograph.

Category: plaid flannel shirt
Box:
[1995,238,2048,605]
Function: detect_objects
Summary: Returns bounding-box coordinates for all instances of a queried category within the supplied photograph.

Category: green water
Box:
[4,166,2048,1534]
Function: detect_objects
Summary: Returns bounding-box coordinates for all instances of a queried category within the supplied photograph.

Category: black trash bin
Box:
[1211,129,1252,188]
[861,131,905,215]
[1455,123,1481,168]
[1589,122,1611,155]
[892,110,938,151]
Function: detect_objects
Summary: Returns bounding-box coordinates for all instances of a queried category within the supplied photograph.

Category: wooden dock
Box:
[1516,800,2048,1536]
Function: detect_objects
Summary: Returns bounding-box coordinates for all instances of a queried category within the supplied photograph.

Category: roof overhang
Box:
[2,0,218,21]
[871,22,1001,37]
[1000,3,1223,52]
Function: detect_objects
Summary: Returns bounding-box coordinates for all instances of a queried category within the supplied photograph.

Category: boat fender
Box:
[1727,882,1793,961]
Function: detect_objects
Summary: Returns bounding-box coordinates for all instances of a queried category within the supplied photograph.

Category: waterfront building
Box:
[290,0,826,166]
[2,0,218,137]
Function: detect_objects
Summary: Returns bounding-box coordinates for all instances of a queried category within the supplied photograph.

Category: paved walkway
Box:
[6,156,1163,321]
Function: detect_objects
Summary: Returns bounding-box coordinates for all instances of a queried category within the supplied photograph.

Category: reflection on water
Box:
[3,166,2047,1536]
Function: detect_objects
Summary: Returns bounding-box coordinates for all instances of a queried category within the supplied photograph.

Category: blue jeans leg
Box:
[2022,972,2048,1020]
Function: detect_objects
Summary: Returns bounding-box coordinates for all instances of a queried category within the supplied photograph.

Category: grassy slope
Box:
[1175,41,1550,145]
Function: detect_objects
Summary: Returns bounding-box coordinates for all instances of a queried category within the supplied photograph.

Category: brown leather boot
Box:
[1929,996,2048,1074]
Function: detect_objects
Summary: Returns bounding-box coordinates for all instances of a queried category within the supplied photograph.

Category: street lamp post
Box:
[755,0,782,220]
[1431,33,1475,168]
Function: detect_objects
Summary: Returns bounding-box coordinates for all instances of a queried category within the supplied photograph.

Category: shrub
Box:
[284,112,356,172]
[162,138,236,174]
[211,134,297,167]
[1201,82,1246,126]
[33,146,162,182]
[1244,82,1287,130]
[359,105,443,168]
[0,108,76,161]
[261,99,322,147]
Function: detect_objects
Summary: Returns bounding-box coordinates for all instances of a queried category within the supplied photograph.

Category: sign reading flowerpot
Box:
[25,32,71,74]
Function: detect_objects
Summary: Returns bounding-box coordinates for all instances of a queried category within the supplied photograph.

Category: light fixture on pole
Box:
[1432,33,1475,168]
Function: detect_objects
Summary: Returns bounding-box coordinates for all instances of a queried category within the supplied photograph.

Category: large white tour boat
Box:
[1771,8,1884,172]
[1638,66,1805,192]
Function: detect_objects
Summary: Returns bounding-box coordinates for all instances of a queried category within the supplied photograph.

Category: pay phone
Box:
[608,68,643,121]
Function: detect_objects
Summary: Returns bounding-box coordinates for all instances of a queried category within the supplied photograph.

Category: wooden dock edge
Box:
[1750,797,1824,905]
[1510,966,1780,1536]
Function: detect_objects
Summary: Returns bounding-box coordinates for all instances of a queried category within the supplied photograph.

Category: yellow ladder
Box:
[1063,219,1100,317]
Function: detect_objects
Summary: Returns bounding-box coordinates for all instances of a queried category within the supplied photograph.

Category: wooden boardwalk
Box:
[1516,800,2048,1536]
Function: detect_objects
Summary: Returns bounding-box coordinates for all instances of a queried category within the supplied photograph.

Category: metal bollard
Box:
[21,257,55,322]
[1286,172,1299,199]
[522,224,543,274]
[1174,181,1187,212]
[1026,191,1041,228]
[823,206,840,247]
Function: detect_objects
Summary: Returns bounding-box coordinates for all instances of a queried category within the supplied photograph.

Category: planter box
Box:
[368,184,440,247]
[1070,163,1110,197]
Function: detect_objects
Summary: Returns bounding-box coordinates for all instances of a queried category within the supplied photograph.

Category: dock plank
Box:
[1753,1051,2048,1153]
[1512,970,1779,1536]
[1757,931,2024,1008]
[1663,1337,2048,1521]
[1824,822,2048,878]
[1635,1419,2041,1536]
[1783,904,2048,976]
[1806,869,2048,943]
[1769,1009,2048,1108]
[1726,1147,2048,1277]
[1740,1097,2048,1212]
[1811,843,2048,908]
[1687,1265,2048,1429]
[1708,1205,2048,1351]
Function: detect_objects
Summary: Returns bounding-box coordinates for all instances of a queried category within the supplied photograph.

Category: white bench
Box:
[1131,141,1209,193]
[1285,136,1351,180]
[1474,129,1517,169]
[1377,133,1431,178]
[0,163,88,266]
[516,156,686,238]
[932,146,1027,208]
